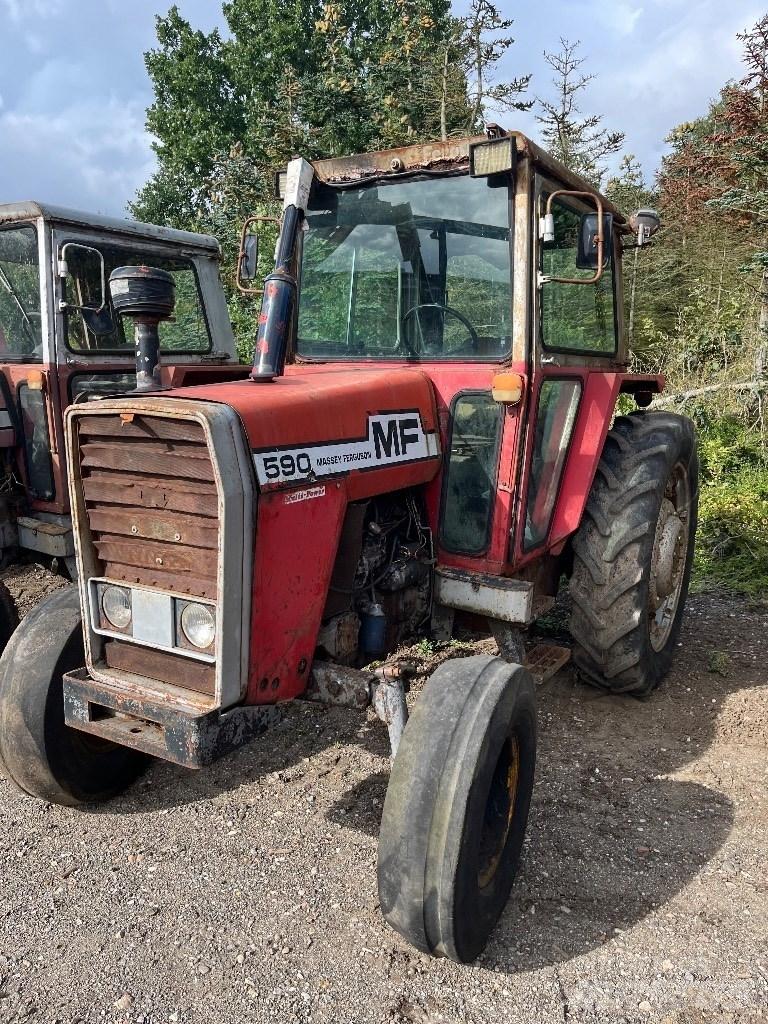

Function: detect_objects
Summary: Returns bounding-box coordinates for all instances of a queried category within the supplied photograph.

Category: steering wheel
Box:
[401,303,479,354]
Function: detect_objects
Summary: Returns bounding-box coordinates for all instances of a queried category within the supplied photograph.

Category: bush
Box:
[692,415,768,594]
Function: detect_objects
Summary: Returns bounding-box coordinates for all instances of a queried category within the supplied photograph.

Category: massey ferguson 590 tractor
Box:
[0,202,248,650]
[0,132,697,963]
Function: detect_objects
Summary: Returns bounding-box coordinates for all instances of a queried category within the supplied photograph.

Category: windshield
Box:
[0,225,43,360]
[63,243,211,355]
[298,175,511,360]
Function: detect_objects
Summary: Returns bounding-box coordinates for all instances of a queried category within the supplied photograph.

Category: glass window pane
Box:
[64,245,210,354]
[541,197,615,353]
[524,379,581,550]
[0,226,43,359]
[18,384,54,500]
[440,392,502,554]
[298,175,511,361]
[70,372,137,402]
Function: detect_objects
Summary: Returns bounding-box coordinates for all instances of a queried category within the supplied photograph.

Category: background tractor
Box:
[0,201,248,646]
[0,132,697,963]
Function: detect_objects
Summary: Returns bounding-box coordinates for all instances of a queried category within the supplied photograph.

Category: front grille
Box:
[74,411,220,698]
[75,413,219,600]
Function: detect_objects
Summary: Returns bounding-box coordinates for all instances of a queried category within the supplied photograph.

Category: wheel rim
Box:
[648,461,691,652]
[477,736,519,889]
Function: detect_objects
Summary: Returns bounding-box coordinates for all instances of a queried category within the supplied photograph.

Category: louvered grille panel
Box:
[76,413,219,601]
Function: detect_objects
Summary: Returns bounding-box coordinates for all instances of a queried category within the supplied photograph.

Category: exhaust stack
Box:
[250,157,314,382]
[109,265,175,392]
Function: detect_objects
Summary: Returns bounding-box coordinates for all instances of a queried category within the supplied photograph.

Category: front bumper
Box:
[63,669,280,769]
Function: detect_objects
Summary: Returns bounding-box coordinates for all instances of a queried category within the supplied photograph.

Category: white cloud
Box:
[0,86,155,213]
[0,0,63,22]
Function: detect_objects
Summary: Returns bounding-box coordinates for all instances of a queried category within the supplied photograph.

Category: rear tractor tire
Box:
[569,411,698,697]
[0,586,147,805]
[377,655,536,963]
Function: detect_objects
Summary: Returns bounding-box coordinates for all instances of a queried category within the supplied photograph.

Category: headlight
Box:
[180,602,216,650]
[101,585,132,630]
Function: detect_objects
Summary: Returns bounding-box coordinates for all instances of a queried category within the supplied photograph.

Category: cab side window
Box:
[541,195,616,354]
[440,392,502,555]
[0,225,43,359]
[64,245,210,353]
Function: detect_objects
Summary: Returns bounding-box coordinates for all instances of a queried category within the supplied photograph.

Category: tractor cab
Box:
[0,202,247,578]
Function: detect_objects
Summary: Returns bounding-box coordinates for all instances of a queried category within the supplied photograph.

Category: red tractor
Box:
[0,133,697,963]
[0,201,248,644]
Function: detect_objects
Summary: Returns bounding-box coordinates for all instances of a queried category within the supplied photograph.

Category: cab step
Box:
[524,643,571,684]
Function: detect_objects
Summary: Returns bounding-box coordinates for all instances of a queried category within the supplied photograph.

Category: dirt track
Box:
[0,569,766,1023]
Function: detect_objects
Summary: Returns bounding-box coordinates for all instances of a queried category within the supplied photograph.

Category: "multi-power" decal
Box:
[253,410,440,486]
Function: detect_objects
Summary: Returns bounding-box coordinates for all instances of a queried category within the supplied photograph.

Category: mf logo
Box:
[371,416,421,460]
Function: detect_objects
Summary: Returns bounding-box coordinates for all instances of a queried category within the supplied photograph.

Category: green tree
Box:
[605,154,658,346]
[535,37,624,186]
[458,1,531,132]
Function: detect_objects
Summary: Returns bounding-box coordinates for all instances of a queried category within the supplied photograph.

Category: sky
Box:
[0,0,763,217]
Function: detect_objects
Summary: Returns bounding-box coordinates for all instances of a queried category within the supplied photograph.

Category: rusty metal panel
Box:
[87,507,218,548]
[63,667,280,768]
[434,566,535,623]
[101,562,216,600]
[312,136,483,183]
[105,641,215,695]
[76,414,206,444]
[80,441,215,480]
[82,473,218,517]
[93,535,217,577]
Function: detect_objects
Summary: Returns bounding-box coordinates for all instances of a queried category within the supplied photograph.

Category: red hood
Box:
[164,364,436,446]
[163,364,441,496]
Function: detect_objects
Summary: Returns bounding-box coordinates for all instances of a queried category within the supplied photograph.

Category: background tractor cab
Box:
[0,202,248,631]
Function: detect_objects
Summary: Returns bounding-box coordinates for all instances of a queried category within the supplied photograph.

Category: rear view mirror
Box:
[81,305,115,336]
[577,213,613,270]
[236,214,280,295]
[240,233,259,281]
[57,242,107,313]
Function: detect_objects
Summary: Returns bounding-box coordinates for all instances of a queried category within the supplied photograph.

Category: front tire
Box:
[377,655,536,962]
[0,580,18,655]
[0,586,147,805]
[569,411,698,696]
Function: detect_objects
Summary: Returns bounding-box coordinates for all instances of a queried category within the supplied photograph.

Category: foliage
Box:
[535,38,624,187]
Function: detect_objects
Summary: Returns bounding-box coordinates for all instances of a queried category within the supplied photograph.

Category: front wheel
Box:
[0,586,147,805]
[377,655,536,962]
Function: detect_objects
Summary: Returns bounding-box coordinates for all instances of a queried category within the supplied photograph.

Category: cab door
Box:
[512,176,623,566]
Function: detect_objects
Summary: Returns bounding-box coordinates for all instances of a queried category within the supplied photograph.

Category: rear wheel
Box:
[569,411,698,696]
[0,586,147,805]
[377,655,536,962]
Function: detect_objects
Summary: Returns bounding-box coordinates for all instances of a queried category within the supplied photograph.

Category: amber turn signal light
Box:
[491,372,523,404]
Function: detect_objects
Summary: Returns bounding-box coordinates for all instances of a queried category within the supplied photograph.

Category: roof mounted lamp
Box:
[629,208,661,247]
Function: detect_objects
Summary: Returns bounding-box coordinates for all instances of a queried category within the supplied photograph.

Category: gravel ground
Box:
[0,569,766,1024]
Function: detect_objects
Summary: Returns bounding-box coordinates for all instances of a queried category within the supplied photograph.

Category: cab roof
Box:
[311,130,627,224]
[0,201,221,254]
